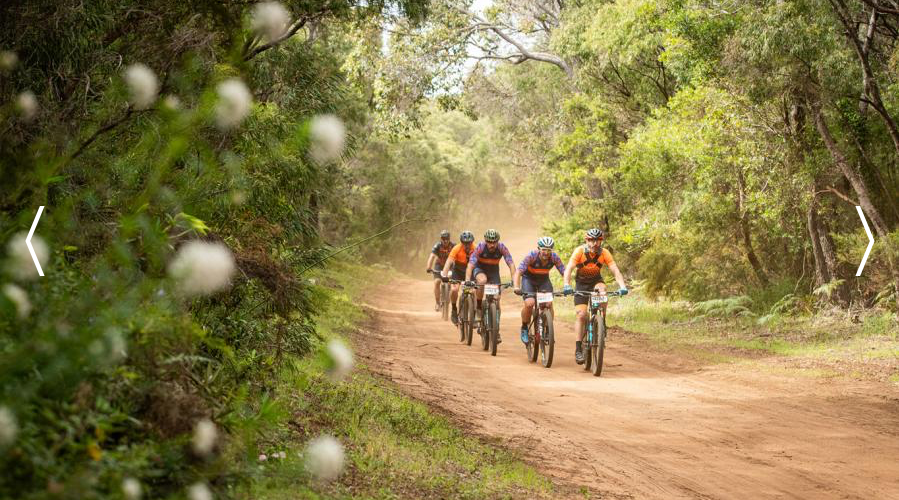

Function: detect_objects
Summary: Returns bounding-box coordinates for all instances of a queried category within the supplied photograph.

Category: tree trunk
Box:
[736,170,769,287]
[807,195,831,287]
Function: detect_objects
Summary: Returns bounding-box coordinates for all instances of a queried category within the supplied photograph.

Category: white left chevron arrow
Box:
[26,206,44,277]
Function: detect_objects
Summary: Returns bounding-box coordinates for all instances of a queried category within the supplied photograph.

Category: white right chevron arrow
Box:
[855,206,874,277]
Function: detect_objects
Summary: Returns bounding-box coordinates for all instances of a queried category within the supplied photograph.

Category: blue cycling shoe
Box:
[520,326,529,344]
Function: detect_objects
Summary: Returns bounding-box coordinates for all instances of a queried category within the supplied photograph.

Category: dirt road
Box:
[359,228,899,498]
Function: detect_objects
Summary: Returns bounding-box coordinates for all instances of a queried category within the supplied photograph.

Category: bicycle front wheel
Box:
[583,318,596,372]
[488,301,499,356]
[527,320,537,363]
[465,295,475,346]
[441,282,450,321]
[540,309,554,368]
[458,297,466,342]
[480,305,489,351]
[591,317,606,377]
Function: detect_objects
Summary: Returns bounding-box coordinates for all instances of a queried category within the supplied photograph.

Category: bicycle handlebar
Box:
[515,290,567,297]
[571,290,622,297]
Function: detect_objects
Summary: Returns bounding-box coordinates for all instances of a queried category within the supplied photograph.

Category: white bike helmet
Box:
[537,236,555,249]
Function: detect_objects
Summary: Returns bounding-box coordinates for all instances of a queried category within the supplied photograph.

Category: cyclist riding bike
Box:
[425,229,455,311]
[513,236,566,344]
[562,228,628,364]
[465,229,515,344]
[441,230,476,325]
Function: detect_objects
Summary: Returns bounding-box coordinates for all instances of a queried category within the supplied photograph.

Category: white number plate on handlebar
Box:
[484,284,500,296]
[591,294,608,306]
[536,292,553,304]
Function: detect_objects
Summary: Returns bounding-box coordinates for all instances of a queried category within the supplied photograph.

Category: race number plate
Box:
[591,294,608,307]
[484,284,500,296]
[536,292,553,304]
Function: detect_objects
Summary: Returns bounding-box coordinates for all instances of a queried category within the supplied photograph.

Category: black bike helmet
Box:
[585,228,604,240]
[484,229,500,242]
[440,229,450,238]
[459,230,474,243]
[537,236,555,249]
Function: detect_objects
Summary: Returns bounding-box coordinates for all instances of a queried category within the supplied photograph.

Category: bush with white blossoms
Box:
[308,114,346,164]
[215,78,252,130]
[167,241,235,296]
[5,231,48,281]
[16,91,38,122]
[124,64,159,110]
[187,482,213,500]
[0,50,17,71]
[0,406,18,446]
[191,418,218,456]
[121,477,142,500]
[326,338,354,381]
[2,283,31,319]
[251,2,291,42]
[304,435,344,482]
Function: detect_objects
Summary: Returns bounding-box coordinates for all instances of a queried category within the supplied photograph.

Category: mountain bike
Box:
[449,279,475,345]
[476,282,512,356]
[516,290,565,368]
[573,290,622,376]
[428,270,450,321]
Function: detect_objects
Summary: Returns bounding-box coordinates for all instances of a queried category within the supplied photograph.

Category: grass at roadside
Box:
[245,261,555,499]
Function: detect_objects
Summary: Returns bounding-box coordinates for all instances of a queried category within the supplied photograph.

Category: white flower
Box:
[106,328,127,362]
[162,95,181,111]
[304,435,344,482]
[124,64,159,110]
[121,477,142,500]
[187,482,212,500]
[215,79,252,130]
[308,114,346,164]
[251,2,291,42]
[168,241,235,296]
[6,231,48,281]
[0,406,17,446]
[2,284,31,319]
[191,418,218,456]
[326,339,354,381]
[276,451,286,459]
[16,91,38,122]
[0,51,17,71]
[258,453,267,461]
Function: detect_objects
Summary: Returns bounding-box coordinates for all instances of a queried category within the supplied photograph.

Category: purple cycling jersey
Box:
[469,242,514,268]
[518,250,565,277]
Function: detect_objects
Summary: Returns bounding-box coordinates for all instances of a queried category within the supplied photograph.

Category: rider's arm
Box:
[563,250,578,287]
[466,243,481,281]
[425,253,436,271]
[465,262,474,281]
[608,261,627,290]
[512,268,521,289]
[501,244,515,279]
[553,253,566,276]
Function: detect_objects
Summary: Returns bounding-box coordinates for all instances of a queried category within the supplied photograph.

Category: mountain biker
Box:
[465,229,515,344]
[562,228,628,364]
[513,236,565,344]
[426,229,455,311]
[441,230,476,325]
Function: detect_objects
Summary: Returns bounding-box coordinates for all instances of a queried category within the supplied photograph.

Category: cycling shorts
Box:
[521,275,553,295]
[574,279,605,307]
[473,266,501,285]
[451,263,466,281]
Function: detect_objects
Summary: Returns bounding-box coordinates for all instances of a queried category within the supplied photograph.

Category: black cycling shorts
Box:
[521,275,553,295]
[451,263,466,281]
[574,279,605,306]
[473,266,501,285]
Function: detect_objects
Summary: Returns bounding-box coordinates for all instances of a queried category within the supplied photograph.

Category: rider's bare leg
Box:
[433,277,441,305]
[475,273,487,309]
[521,298,535,325]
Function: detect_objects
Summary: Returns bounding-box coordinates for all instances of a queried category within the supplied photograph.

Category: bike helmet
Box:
[537,236,555,249]
[440,229,450,238]
[459,230,474,243]
[585,228,604,240]
[484,229,500,242]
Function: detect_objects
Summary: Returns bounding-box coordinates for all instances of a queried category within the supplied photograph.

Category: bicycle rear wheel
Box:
[488,301,499,356]
[540,309,554,368]
[591,317,606,377]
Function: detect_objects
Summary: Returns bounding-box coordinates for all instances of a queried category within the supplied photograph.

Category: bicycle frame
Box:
[520,291,564,367]
[573,290,621,375]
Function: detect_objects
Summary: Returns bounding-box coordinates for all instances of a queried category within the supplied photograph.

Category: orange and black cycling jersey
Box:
[448,242,475,267]
[431,240,455,266]
[570,245,614,281]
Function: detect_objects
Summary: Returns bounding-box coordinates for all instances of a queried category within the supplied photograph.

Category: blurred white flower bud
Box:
[215,78,252,130]
[6,232,48,281]
[0,51,18,72]
[0,406,18,446]
[168,241,235,296]
[308,114,346,164]
[2,283,31,319]
[124,64,159,110]
[326,339,354,381]
[162,95,181,111]
[121,477,142,500]
[258,453,267,461]
[16,91,38,122]
[252,2,291,42]
[192,418,218,456]
[304,435,344,482]
[187,482,212,500]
